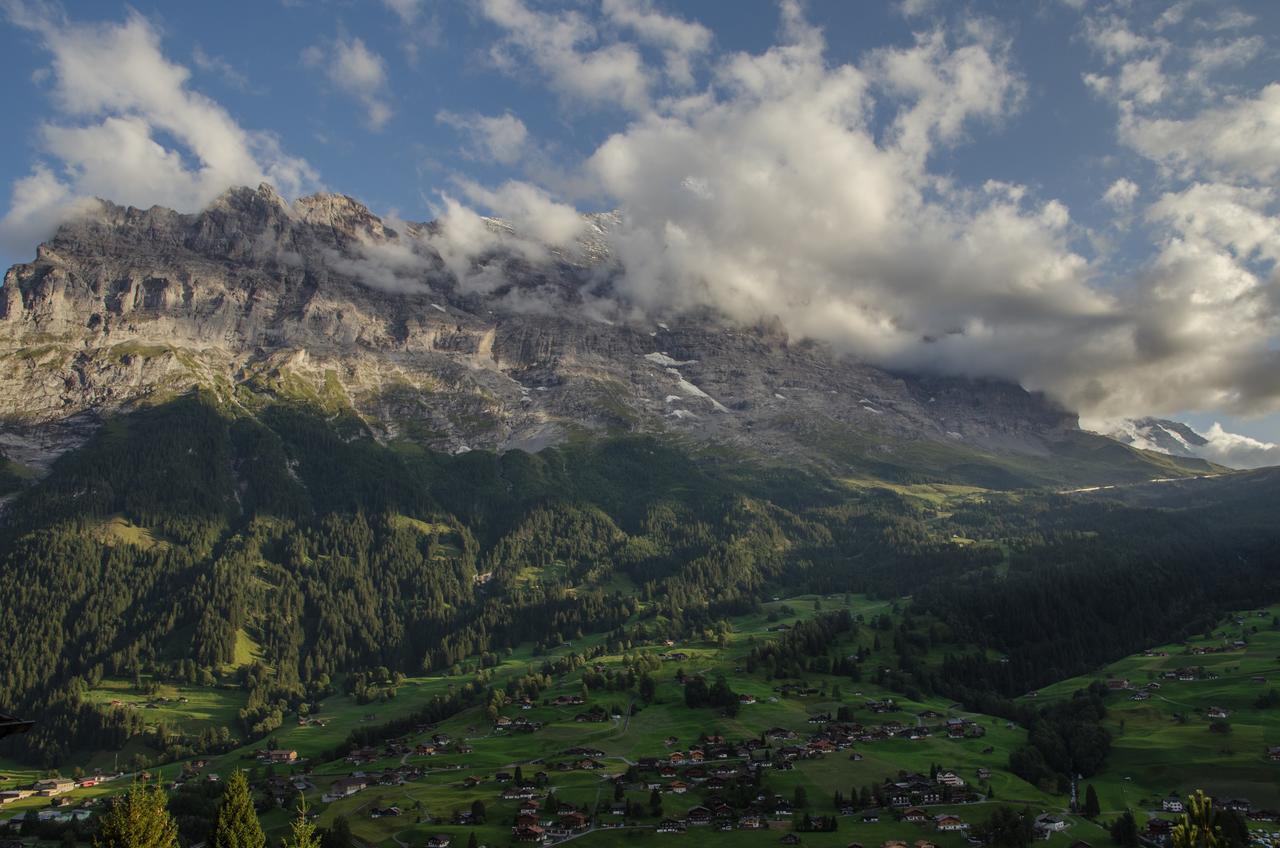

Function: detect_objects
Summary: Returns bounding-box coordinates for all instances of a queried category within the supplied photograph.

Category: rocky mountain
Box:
[1098,417,1211,457]
[0,184,1215,487]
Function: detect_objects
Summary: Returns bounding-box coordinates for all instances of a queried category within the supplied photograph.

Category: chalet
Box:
[739,694,757,705]
[553,695,586,707]
[916,842,940,848]
[329,777,366,798]
[1225,799,1251,813]
[669,752,686,764]
[1035,814,1067,833]
[934,815,968,831]
[808,713,833,725]
[424,830,450,845]
[502,786,539,801]
[687,806,713,826]
[1162,797,1185,813]
[1106,679,1131,690]
[936,771,965,788]
[415,744,437,756]
[34,779,75,797]
[1207,707,1231,719]
[260,749,299,764]
[781,834,802,845]
[559,811,590,831]
[976,768,991,780]
[463,776,483,788]
[739,815,766,830]
[370,807,401,819]
[881,841,909,848]
[657,820,685,834]
[903,808,928,823]
[1268,746,1280,761]
[495,771,513,782]
[667,781,690,794]
[513,824,546,843]
[689,750,705,762]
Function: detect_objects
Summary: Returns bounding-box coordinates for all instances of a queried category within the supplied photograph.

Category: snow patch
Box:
[665,368,730,413]
[644,352,697,367]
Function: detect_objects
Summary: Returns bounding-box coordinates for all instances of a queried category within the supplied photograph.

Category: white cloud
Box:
[1197,422,1280,468]
[191,46,252,91]
[303,36,393,131]
[1102,177,1139,211]
[601,0,711,87]
[456,179,587,247]
[382,0,424,24]
[479,0,651,112]
[1121,84,1280,181]
[0,6,316,255]
[436,110,529,164]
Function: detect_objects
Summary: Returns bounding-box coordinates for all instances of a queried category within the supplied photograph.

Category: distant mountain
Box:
[1101,417,1210,457]
[0,183,1216,488]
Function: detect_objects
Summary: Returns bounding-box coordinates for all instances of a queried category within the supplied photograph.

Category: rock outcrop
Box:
[1,184,1091,475]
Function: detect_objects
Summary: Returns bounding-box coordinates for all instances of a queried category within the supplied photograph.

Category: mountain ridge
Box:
[0,184,1218,487]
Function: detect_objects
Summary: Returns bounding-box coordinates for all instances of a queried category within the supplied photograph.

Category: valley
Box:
[3,595,1277,848]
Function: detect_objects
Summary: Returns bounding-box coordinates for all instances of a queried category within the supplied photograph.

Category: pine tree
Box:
[282,797,320,848]
[1172,791,1221,848]
[94,782,178,848]
[1110,810,1139,848]
[211,770,265,848]
[1084,785,1101,818]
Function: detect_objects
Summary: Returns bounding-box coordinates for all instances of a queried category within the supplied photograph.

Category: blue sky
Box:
[1,0,1279,461]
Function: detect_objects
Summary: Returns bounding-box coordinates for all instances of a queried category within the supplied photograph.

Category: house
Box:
[1207,707,1231,719]
[657,820,685,834]
[559,811,590,831]
[34,779,75,797]
[687,806,713,826]
[1035,814,1067,833]
[862,813,881,824]
[1268,746,1280,761]
[936,771,965,787]
[1162,797,1185,813]
[934,815,968,831]
[329,777,366,798]
[262,749,298,764]
[903,808,928,823]
[739,694,757,705]
[513,824,546,842]
[668,781,689,794]
[781,835,802,845]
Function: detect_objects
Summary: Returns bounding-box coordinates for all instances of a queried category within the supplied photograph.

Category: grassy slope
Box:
[3,595,1103,848]
[1027,604,1280,815]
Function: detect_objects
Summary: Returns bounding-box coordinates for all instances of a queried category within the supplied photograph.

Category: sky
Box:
[1,0,1279,465]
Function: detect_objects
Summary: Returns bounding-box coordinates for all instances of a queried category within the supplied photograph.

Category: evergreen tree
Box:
[281,798,320,848]
[322,816,353,848]
[94,782,179,848]
[1172,792,1221,848]
[1110,810,1139,848]
[1084,785,1101,818]
[211,770,265,848]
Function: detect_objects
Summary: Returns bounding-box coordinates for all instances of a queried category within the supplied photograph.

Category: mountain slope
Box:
[0,184,1215,488]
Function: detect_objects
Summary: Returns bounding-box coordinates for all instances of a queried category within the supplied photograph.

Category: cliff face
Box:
[0,184,1085,476]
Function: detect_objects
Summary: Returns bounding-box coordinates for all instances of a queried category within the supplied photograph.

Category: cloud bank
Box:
[0,4,317,255]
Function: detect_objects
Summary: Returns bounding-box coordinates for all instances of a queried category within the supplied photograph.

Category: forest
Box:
[2,390,1279,766]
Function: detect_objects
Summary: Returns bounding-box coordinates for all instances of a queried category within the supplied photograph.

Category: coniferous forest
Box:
[2,391,1278,768]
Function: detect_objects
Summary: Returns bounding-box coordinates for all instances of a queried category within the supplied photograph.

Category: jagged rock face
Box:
[0,184,1079,470]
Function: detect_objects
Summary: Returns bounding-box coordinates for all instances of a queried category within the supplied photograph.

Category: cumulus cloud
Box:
[1102,177,1139,211]
[303,36,393,131]
[436,110,529,164]
[479,0,651,111]
[0,4,317,255]
[434,1,1280,423]
[601,0,711,87]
